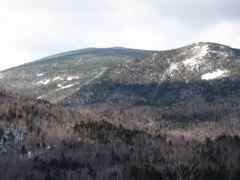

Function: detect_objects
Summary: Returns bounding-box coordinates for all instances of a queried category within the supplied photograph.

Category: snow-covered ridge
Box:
[182,44,231,71]
[201,69,229,80]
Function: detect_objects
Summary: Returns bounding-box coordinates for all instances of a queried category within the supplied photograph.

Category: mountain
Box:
[1,42,240,129]
[0,42,240,107]
[61,42,240,106]
[0,47,156,103]
[1,43,240,179]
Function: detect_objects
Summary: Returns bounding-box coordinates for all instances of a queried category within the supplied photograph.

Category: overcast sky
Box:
[0,0,240,70]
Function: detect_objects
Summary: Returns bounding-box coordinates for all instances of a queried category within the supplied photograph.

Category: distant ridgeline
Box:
[0,42,239,106]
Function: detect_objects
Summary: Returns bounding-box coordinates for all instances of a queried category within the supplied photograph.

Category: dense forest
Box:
[0,88,240,179]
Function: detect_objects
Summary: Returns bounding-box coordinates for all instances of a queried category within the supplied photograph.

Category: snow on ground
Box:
[169,63,178,72]
[183,57,204,71]
[201,69,229,80]
[37,73,44,77]
[183,45,210,71]
[59,83,79,90]
[209,50,229,58]
[57,84,62,88]
[37,79,50,85]
[193,45,200,50]
[194,44,230,58]
[67,76,79,81]
[163,63,180,78]
[198,45,209,57]
[53,77,64,81]
[0,73,4,79]
[183,57,197,66]
[168,63,179,76]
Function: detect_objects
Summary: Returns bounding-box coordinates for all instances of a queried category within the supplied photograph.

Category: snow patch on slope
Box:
[163,63,180,78]
[53,77,64,81]
[37,73,44,77]
[169,63,179,72]
[57,84,62,88]
[198,45,209,57]
[37,79,50,85]
[201,69,229,80]
[37,96,42,99]
[183,45,209,71]
[0,73,4,79]
[59,83,79,90]
[183,57,198,66]
[67,76,79,81]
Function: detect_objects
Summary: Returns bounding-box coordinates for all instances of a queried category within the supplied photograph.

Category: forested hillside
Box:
[1,88,240,179]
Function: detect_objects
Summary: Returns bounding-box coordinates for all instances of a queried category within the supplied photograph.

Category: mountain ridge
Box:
[0,42,240,105]
[3,41,239,72]
[1,42,240,179]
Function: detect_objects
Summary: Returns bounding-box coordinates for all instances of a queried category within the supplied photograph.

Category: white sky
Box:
[0,0,240,70]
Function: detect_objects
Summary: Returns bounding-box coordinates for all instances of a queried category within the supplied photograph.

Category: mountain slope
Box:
[0,42,240,106]
[60,42,240,106]
[0,48,156,103]
[1,43,240,179]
